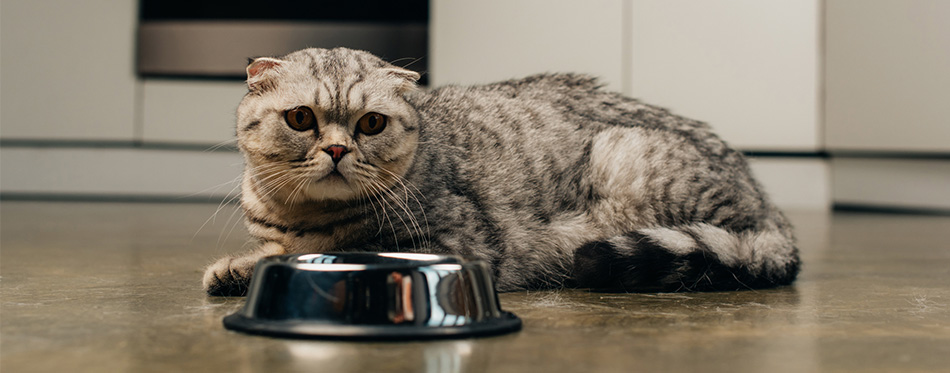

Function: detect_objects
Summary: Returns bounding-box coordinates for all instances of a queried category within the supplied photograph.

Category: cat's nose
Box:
[323,145,349,164]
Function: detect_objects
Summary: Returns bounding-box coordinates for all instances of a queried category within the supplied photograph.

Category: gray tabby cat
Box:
[203,47,799,296]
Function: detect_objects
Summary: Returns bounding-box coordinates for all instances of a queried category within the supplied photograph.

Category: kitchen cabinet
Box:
[825,0,950,153]
[141,80,247,145]
[825,0,950,210]
[627,1,820,151]
[431,0,625,92]
[1,0,138,141]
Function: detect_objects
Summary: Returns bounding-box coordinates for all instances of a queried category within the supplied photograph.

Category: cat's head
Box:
[236,48,421,204]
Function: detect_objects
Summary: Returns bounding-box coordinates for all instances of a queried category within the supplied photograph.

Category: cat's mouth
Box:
[324,169,345,181]
[283,166,358,202]
[316,164,353,187]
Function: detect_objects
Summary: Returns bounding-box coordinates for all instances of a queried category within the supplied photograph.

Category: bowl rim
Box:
[267,252,472,271]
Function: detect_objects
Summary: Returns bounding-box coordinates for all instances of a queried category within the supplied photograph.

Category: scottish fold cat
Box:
[203,47,799,296]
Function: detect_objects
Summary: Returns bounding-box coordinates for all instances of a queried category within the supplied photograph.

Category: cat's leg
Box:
[572,222,799,292]
[202,241,286,296]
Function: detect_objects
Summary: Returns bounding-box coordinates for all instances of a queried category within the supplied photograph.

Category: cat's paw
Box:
[202,242,286,296]
[202,255,258,296]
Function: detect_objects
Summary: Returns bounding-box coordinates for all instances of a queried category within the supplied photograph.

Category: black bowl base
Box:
[223,312,522,341]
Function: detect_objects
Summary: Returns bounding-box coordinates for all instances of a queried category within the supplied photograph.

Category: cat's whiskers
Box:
[213,178,250,247]
[213,163,279,246]
[204,138,239,152]
[376,166,429,208]
[365,177,412,250]
[351,162,421,250]
[253,172,292,201]
[376,166,431,249]
[198,162,285,251]
[364,171,426,252]
[278,163,326,207]
[389,56,424,70]
[353,176,387,237]
[245,163,291,193]
[283,171,312,207]
[356,171,400,246]
[353,177,382,231]
[218,163,312,248]
[221,199,250,249]
[249,163,306,201]
[194,173,245,247]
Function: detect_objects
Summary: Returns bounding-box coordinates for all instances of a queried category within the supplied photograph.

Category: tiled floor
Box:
[1,201,948,372]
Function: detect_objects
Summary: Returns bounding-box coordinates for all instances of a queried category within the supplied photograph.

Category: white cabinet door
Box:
[430,0,625,92]
[627,0,821,151]
[825,0,950,153]
[431,0,821,151]
[141,80,247,145]
[0,0,138,141]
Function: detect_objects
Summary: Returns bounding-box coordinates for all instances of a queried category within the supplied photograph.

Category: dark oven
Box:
[137,0,428,83]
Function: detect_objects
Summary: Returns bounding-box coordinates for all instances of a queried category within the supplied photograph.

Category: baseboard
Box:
[831,157,950,211]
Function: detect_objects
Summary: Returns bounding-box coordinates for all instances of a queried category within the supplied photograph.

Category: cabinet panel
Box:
[748,158,831,210]
[0,0,137,141]
[825,0,950,152]
[628,0,821,151]
[142,80,247,145]
[431,0,624,91]
[832,158,950,211]
[0,147,243,199]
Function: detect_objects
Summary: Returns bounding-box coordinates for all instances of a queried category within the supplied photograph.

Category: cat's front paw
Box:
[202,255,257,296]
[203,242,287,296]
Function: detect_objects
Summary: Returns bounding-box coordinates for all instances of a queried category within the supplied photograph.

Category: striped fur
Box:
[202,48,799,296]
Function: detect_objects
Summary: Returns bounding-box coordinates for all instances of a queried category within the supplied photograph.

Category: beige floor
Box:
[1,201,948,372]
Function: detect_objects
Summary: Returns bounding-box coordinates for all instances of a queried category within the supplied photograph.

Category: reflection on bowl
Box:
[223,253,522,340]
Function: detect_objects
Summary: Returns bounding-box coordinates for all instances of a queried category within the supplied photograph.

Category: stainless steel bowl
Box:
[223,253,522,340]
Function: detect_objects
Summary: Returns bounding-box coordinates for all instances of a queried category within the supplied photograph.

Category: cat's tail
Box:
[572,223,800,292]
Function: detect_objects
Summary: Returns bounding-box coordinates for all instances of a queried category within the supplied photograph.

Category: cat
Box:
[202,47,800,296]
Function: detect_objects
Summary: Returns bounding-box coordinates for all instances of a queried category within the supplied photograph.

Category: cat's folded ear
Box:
[246,57,284,92]
[382,67,421,93]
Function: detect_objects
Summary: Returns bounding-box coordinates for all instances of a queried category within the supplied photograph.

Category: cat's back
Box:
[410,73,726,158]
[406,73,610,159]
[411,73,605,113]
[408,73,623,147]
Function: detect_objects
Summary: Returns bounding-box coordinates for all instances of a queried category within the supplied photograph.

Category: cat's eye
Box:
[284,106,316,131]
[357,112,387,135]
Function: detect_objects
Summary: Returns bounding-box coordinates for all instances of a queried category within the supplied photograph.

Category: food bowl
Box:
[223,253,522,340]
